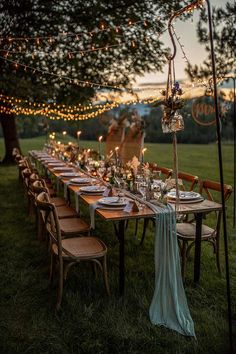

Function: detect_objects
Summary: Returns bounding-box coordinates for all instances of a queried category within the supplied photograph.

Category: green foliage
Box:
[0,137,235,353]
[0,0,186,104]
[186,1,235,80]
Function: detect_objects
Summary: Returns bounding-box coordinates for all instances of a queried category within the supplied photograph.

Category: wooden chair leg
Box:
[49,253,55,284]
[103,255,110,296]
[56,259,64,312]
[37,211,45,240]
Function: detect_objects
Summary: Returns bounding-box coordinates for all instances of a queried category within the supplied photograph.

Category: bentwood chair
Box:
[177,171,199,191]
[36,192,110,311]
[34,182,90,241]
[149,163,173,180]
[177,179,232,278]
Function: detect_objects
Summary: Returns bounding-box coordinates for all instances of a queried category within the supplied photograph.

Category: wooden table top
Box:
[40,158,222,222]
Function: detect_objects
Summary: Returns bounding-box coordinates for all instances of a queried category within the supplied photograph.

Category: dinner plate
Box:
[40,158,56,162]
[80,185,106,194]
[69,177,92,184]
[46,161,65,167]
[167,189,202,201]
[59,172,81,178]
[98,197,127,207]
[168,197,204,204]
[53,167,74,172]
[98,205,126,210]
[42,159,57,162]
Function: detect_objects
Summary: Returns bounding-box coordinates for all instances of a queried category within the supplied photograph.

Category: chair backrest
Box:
[149,163,173,179]
[21,168,32,189]
[199,179,232,202]
[36,192,73,259]
[199,179,232,235]
[32,180,48,197]
[36,192,60,243]
[177,171,199,191]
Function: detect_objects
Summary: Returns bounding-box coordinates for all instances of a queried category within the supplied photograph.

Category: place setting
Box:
[68,177,96,185]
[79,185,107,195]
[167,189,204,204]
[59,171,83,179]
[96,196,129,210]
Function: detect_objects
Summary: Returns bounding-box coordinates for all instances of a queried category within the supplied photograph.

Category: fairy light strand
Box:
[0,17,161,43]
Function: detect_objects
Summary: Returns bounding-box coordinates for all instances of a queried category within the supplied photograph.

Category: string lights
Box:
[0,93,161,121]
[0,17,156,44]
[0,55,127,92]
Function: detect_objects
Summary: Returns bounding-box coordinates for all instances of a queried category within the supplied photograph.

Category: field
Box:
[0,136,235,354]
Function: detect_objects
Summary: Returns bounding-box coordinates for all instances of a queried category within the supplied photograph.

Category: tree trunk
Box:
[0,111,21,164]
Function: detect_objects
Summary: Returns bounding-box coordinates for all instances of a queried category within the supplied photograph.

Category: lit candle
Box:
[85,148,90,162]
[62,131,67,143]
[98,136,103,158]
[115,146,119,166]
[141,148,147,163]
[77,130,81,149]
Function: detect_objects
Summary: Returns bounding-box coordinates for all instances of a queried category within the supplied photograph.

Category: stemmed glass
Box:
[138,182,147,201]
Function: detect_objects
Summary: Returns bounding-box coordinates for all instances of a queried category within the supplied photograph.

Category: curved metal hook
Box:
[166,0,203,61]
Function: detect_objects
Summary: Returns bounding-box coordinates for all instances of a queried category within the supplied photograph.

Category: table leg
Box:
[118,220,125,295]
[194,212,203,283]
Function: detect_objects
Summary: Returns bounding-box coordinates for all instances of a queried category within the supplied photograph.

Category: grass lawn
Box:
[0,136,235,354]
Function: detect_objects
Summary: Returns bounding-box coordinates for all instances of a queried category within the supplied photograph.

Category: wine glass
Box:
[138,182,147,200]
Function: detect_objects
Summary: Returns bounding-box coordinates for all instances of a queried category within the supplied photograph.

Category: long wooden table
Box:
[37,156,222,294]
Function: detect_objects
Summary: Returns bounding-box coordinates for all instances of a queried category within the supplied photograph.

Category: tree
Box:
[0,0,186,162]
[185,1,235,81]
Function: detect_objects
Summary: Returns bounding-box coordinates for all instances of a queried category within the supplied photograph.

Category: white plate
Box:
[167,190,202,201]
[168,197,204,204]
[59,172,80,178]
[53,167,74,172]
[70,177,92,184]
[80,185,106,193]
[48,163,65,167]
[98,197,127,207]
[98,205,125,210]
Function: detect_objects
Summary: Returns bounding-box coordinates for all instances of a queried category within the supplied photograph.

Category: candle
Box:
[62,131,67,143]
[98,136,103,158]
[115,146,119,166]
[141,148,147,163]
[77,130,81,149]
[85,148,90,162]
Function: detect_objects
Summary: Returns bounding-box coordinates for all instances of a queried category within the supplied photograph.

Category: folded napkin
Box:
[89,201,99,229]
[63,181,71,200]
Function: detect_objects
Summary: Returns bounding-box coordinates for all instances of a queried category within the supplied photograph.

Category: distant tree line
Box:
[0,95,233,144]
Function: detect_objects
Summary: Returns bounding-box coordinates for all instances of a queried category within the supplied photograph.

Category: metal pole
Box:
[233,78,236,227]
[216,75,236,227]
[205,1,233,352]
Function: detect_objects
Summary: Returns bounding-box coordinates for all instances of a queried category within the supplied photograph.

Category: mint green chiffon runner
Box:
[149,203,195,337]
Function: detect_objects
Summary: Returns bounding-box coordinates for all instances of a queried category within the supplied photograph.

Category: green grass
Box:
[0,136,235,354]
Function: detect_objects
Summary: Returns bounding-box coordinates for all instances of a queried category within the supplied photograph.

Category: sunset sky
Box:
[136,0,225,85]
